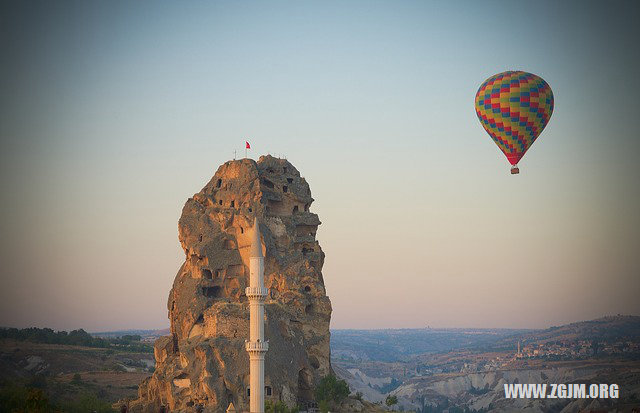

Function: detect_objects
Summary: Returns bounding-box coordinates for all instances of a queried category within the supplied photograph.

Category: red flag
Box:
[245,141,251,149]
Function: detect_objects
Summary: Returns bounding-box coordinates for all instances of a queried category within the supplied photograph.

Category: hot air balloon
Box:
[475,71,554,174]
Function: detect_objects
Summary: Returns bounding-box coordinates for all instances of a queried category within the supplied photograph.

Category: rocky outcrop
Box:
[130,156,332,412]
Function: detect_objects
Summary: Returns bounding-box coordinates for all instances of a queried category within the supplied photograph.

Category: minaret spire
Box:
[245,217,268,413]
[249,217,263,258]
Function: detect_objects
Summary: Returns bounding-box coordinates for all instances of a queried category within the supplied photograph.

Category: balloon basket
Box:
[510,166,520,174]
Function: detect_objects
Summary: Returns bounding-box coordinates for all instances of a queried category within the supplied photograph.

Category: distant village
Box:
[377,336,640,378]
[455,339,640,374]
[515,339,640,360]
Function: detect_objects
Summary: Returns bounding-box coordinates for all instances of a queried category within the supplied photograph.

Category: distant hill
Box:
[331,328,532,362]
[502,315,640,346]
[91,328,170,339]
[333,315,640,412]
[0,327,154,353]
[331,316,640,362]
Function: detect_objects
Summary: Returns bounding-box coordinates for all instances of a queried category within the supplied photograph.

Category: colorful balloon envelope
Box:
[475,71,554,174]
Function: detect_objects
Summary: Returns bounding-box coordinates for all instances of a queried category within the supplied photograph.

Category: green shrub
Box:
[264,400,290,413]
[0,379,116,413]
[385,394,398,407]
[265,400,298,413]
[56,392,114,413]
[71,373,82,385]
[318,399,330,413]
[0,384,54,413]
[315,374,349,411]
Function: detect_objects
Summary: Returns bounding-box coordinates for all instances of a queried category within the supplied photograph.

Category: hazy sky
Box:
[1,1,639,332]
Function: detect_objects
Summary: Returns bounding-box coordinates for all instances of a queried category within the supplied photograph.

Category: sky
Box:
[1,0,639,332]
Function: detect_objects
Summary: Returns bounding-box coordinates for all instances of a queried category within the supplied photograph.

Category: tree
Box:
[315,375,349,411]
[385,395,398,408]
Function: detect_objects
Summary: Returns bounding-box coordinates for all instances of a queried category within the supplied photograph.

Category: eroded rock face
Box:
[131,156,332,412]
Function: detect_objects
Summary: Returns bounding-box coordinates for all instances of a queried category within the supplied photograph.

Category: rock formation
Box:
[130,156,332,412]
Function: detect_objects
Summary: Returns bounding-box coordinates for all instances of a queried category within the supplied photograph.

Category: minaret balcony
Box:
[245,287,269,299]
[245,340,269,353]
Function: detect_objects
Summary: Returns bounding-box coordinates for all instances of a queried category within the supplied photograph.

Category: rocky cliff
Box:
[131,155,332,412]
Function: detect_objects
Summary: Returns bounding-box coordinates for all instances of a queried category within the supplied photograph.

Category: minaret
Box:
[245,217,269,413]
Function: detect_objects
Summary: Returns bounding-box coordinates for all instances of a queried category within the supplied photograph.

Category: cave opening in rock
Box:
[265,386,272,396]
[230,200,235,208]
[172,333,179,352]
[297,368,313,402]
[261,178,275,189]
[266,199,287,215]
[202,286,222,298]
[216,179,222,188]
[287,177,293,184]
[202,269,212,280]
[304,286,311,292]
[218,199,223,205]
[292,205,298,213]
[283,185,288,193]
[305,304,314,315]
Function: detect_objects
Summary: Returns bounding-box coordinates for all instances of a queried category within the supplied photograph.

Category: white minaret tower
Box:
[245,217,269,413]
